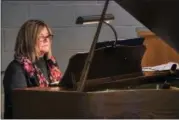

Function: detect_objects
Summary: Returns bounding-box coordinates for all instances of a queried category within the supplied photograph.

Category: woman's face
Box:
[37,27,52,55]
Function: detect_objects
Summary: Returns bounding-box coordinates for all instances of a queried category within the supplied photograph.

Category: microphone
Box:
[162,64,178,89]
[170,64,177,74]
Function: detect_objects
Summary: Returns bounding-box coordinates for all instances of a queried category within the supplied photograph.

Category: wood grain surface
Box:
[12,88,179,119]
[137,31,179,67]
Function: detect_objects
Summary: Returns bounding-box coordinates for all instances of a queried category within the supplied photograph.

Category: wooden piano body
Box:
[12,0,179,119]
[13,88,179,119]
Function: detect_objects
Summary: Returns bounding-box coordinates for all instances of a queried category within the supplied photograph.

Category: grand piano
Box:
[12,0,179,119]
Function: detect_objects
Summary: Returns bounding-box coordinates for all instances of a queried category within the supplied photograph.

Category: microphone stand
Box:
[77,0,110,92]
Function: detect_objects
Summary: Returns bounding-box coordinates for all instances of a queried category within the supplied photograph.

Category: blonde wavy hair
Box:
[14,19,53,62]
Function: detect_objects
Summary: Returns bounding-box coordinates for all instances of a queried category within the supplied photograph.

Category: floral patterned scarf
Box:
[15,54,62,87]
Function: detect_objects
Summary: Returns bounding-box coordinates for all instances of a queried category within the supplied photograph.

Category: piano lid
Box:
[114,0,179,53]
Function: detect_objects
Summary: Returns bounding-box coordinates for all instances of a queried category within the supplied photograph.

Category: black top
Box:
[3,57,49,119]
[35,57,50,81]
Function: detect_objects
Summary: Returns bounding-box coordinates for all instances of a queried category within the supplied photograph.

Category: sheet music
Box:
[142,62,179,71]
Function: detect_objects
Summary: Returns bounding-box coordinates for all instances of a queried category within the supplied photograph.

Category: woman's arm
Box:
[3,61,27,89]
[3,61,27,119]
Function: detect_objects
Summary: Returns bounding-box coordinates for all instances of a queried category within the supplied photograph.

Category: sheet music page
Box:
[142,62,179,71]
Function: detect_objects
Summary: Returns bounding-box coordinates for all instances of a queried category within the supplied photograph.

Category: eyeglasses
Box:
[38,34,54,42]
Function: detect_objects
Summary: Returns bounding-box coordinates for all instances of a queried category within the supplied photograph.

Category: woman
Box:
[3,19,62,119]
